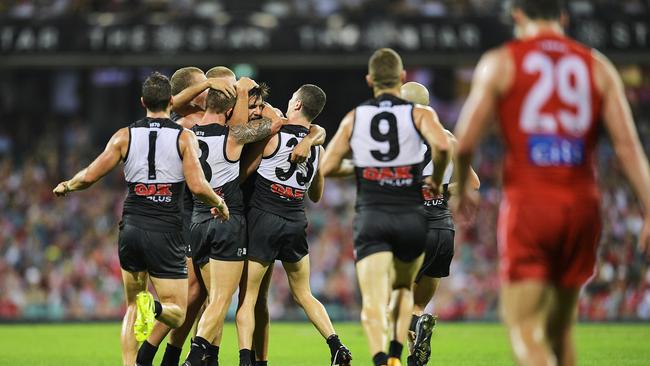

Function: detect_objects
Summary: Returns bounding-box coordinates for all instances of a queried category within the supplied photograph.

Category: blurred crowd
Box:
[1,0,647,19]
[1,64,650,322]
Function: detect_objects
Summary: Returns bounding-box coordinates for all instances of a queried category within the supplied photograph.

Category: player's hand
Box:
[53,181,70,197]
[235,77,258,93]
[291,138,312,163]
[210,199,230,221]
[423,176,442,197]
[639,217,650,259]
[451,187,480,227]
[207,78,236,97]
[261,102,284,120]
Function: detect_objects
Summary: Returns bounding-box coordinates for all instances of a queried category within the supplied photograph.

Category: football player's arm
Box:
[229,77,259,128]
[308,147,325,202]
[321,111,353,177]
[53,128,127,196]
[596,51,650,252]
[413,106,450,192]
[446,131,480,195]
[291,124,327,163]
[179,129,229,220]
[173,78,236,115]
[454,47,508,197]
[230,117,276,145]
[239,136,275,183]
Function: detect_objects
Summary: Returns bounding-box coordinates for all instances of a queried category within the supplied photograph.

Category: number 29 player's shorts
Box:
[353,208,427,263]
[498,193,601,288]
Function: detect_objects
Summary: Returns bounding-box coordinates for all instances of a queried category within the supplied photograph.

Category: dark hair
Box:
[206,66,236,79]
[368,48,403,90]
[206,89,236,113]
[512,0,564,20]
[142,72,172,112]
[170,67,204,95]
[296,84,326,122]
[250,82,270,101]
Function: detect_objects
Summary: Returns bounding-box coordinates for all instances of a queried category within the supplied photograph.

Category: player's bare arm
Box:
[179,129,229,220]
[239,135,277,183]
[173,77,236,115]
[321,110,353,177]
[454,47,511,201]
[53,128,128,196]
[291,124,326,163]
[595,51,650,253]
[308,147,326,202]
[413,105,451,194]
[230,77,260,128]
[445,131,481,194]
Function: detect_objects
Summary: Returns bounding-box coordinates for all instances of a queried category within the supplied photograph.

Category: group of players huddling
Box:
[53,1,650,365]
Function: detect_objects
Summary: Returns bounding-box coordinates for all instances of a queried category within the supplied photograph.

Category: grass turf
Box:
[0,322,649,365]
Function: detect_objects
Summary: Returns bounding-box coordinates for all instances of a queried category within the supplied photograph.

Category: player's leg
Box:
[389,255,424,364]
[121,269,149,366]
[501,281,557,366]
[546,288,579,366]
[407,276,438,366]
[251,264,274,364]
[356,251,393,364]
[149,276,188,328]
[236,259,271,365]
[412,277,439,316]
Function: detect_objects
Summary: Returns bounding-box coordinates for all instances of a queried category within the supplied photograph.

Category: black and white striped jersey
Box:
[350,94,425,211]
[191,123,244,222]
[122,117,185,231]
[422,144,454,230]
[249,125,320,221]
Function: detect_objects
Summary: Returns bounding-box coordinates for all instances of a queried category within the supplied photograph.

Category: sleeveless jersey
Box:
[499,34,602,199]
[350,94,425,211]
[123,117,185,231]
[191,123,244,222]
[421,144,454,229]
[249,125,320,221]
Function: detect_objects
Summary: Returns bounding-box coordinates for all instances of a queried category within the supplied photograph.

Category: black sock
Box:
[409,314,420,332]
[154,300,163,318]
[184,337,211,366]
[389,340,404,359]
[239,349,252,365]
[207,344,219,365]
[135,341,158,366]
[373,352,388,366]
[160,343,182,366]
[254,362,268,366]
[326,334,343,353]
[250,349,256,363]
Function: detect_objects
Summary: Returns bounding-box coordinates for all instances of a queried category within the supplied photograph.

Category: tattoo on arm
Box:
[230,118,273,144]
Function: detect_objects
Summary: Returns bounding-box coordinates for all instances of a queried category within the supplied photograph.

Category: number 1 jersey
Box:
[350,94,425,211]
[499,34,602,199]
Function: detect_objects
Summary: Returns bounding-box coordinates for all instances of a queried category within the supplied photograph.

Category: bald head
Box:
[368,48,404,90]
[206,66,236,82]
[401,82,430,105]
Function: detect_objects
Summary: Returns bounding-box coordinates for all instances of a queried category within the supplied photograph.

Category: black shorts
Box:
[190,214,247,265]
[353,209,426,263]
[247,207,308,264]
[118,222,188,279]
[182,211,193,258]
[415,228,455,281]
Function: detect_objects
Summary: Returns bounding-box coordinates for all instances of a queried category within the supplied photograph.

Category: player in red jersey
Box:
[454,1,650,365]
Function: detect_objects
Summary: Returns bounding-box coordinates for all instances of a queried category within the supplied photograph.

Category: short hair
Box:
[250,82,270,102]
[296,84,326,122]
[206,89,236,113]
[368,48,403,90]
[206,66,236,80]
[513,0,564,20]
[170,66,203,95]
[142,72,171,112]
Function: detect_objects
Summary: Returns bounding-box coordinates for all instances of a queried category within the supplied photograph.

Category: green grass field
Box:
[0,322,648,365]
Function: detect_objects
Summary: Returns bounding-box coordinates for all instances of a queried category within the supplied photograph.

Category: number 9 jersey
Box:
[499,33,602,199]
[350,94,426,211]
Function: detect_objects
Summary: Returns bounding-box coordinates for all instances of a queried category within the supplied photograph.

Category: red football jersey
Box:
[498,33,602,199]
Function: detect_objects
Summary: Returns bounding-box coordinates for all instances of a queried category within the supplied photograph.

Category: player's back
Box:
[499,33,602,200]
[122,117,185,230]
[350,94,425,211]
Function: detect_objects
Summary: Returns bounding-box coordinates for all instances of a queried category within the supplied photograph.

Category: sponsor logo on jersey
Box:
[422,186,444,206]
[213,187,224,199]
[362,166,414,187]
[134,183,173,203]
[270,183,305,200]
[528,135,585,167]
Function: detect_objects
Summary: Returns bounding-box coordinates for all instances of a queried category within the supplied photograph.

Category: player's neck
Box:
[198,111,227,126]
[373,87,401,98]
[519,21,564,39]
[287,115,310,128]
[146,110,170,119]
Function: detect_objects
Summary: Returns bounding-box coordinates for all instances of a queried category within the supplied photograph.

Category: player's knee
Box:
[290,291,311,308]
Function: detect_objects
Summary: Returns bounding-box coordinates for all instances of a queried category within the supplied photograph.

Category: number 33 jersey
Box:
[249,125,320,222]
[499,34,602,198]
[350,94,425,211]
